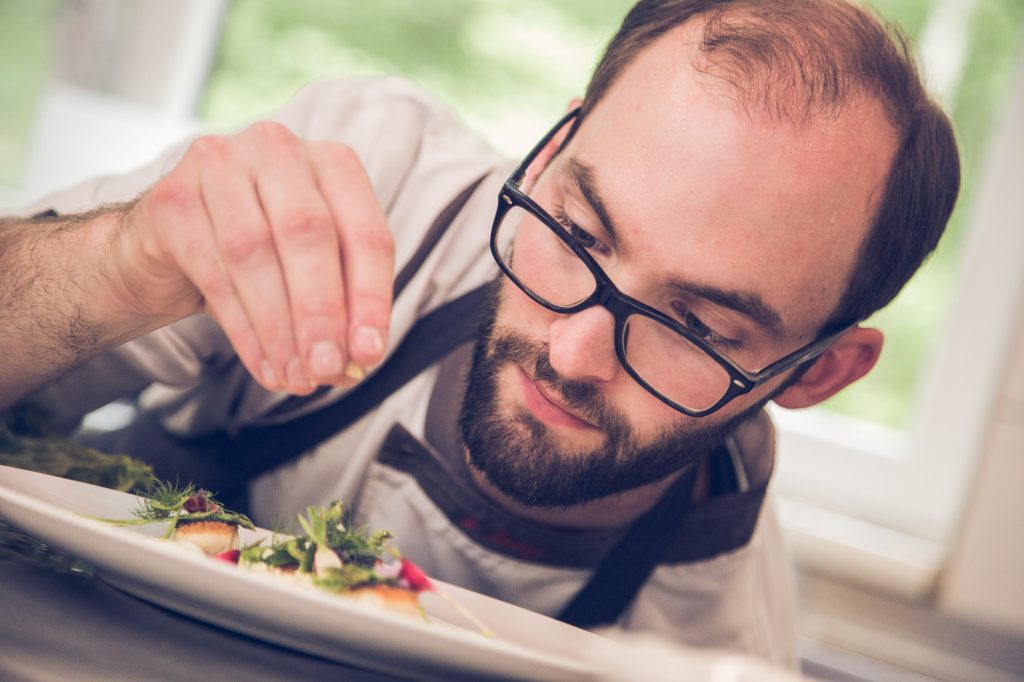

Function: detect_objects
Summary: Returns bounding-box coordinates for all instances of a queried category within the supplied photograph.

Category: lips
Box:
[516,366,597,430]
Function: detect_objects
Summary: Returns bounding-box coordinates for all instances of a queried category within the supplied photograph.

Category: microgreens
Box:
[239,501,399,591]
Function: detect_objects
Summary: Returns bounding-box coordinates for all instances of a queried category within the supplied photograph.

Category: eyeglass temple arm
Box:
[742,322,858,384]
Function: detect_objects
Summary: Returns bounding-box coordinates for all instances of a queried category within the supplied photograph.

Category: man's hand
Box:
[114,121,395,394]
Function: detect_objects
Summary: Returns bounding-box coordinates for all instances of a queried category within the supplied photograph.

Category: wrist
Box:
[99,201,200,335]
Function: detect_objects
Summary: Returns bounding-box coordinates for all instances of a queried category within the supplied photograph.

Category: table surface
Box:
[0,531,399,682]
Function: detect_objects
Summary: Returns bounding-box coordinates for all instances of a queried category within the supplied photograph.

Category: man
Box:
[0,0,957,665]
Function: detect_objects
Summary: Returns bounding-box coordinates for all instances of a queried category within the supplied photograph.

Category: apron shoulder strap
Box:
[556,453,705,629]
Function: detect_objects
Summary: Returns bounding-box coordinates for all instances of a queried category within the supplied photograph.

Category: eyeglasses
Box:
[489,108,855,417]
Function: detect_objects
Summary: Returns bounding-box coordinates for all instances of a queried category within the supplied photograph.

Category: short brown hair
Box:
[581,0,960,331]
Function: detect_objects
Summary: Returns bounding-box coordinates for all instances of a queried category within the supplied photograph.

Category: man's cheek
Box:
[498,277,550,335]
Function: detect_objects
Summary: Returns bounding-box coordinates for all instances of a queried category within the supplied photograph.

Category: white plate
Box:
[0,465,604,681]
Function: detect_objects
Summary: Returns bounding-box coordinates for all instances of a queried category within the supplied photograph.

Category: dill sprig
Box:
[99,478,254,538]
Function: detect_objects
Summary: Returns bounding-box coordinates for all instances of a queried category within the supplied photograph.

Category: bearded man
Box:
[0,0,958,665]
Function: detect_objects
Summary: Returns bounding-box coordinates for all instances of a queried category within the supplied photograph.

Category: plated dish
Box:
[0,465,603,681]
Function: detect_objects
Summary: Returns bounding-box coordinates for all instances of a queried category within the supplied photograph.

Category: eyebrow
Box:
[564,157,621,250]
[563,156,785,337]
[669,279,785,337]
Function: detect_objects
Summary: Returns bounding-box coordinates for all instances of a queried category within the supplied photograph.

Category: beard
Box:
[458,279,768,508]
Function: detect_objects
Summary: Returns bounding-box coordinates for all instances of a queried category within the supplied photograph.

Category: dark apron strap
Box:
[392,176,487,298]
[203,284,489,476]
[557,455,703,629]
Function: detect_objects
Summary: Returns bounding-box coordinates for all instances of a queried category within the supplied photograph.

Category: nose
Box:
[547,305,619,383]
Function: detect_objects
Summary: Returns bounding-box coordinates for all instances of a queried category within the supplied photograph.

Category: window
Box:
[0,1,224,210]
[201,0,626,157]
[774,0,1024,594]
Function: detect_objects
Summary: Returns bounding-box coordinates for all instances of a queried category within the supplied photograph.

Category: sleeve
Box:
[16,76,501,436]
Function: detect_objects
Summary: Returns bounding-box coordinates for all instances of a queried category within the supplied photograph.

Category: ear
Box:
[772,326,884,409]
[523,97,584,188]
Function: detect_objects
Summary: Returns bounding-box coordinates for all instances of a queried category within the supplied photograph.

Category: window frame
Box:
[772,53,1024,593]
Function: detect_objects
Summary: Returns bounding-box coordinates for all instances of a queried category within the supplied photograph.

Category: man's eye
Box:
[554,208,605,254]
[683,311,712,338]
[569,225,598,249]
[671,304,741,351]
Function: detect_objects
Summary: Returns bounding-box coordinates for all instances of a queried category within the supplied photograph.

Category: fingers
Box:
[159,123,395,394]
[246,124,347,389]
[144,153,271,388]
[194,133,304,392]
[310,141,393,372]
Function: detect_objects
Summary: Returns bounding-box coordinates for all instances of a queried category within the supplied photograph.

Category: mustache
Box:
[489,332,624,434]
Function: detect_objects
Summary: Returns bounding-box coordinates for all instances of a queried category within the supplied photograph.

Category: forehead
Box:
[566,26,897,336]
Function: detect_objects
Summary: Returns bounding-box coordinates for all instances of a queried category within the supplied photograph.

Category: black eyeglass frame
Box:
[489,107,857,417]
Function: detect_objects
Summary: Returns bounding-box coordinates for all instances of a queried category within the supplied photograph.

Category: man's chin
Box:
[465,406,657,507]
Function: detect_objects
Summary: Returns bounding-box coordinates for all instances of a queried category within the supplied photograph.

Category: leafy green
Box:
[296,502,333,547]
[295,501,393,568]
[241,501,400,592]
[314,563,384,593]
[240,536,304,568]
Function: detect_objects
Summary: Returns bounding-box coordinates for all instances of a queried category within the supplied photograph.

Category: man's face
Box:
[460,278,776,506]
[461,26,897,508]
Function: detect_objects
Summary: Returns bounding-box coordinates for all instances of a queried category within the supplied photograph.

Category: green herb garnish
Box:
[101,479,254,538]
[296,501,392,567]
[314,563,383,592]
[240,501,398,592]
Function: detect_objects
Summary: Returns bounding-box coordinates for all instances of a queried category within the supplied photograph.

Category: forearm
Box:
[0,205,176,408]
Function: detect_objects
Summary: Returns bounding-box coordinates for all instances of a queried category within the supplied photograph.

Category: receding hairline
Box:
[582,0,917,131]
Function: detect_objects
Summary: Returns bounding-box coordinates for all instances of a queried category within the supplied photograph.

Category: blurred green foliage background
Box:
[0,0,60,186]
[3,0,1023,429]
[201,0,633,156]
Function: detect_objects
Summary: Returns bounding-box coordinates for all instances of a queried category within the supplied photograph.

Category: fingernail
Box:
[353,326,384,357]
[343,361,365,381]
[260,360,278,387]
[309,341,343,378]
[286,356,307,390]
